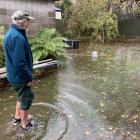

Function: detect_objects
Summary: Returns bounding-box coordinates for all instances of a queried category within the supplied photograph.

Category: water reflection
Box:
[1,43,140,139]
[71,43,140,139]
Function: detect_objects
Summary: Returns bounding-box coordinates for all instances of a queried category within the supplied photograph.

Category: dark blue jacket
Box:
[3,24,33,84]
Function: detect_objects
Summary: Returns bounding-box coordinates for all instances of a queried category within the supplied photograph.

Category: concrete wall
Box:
[0,0,57,36]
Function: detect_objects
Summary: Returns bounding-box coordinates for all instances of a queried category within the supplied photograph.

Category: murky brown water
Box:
[1,43,140,140]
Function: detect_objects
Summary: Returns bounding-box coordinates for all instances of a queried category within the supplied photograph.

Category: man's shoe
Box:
[11,118,21,126]
[20,122,33,131]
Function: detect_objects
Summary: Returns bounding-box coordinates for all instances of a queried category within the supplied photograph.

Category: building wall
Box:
[0,0,57,36]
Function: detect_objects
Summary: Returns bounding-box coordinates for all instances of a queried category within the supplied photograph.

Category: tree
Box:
[56,0,73,37]
[108,0,140,20]
[66,0,119,42]
[57,0,72,11]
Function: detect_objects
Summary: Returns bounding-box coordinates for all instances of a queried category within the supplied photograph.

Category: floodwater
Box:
[1,43,140,140]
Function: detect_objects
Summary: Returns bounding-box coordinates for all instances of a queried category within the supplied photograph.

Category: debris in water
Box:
[85,131,91,136]
[67,114,72,118]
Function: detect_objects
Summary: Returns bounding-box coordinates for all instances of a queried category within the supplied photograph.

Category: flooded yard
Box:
[1,42,140,140]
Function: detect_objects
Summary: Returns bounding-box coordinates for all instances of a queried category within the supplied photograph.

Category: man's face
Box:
[23,19,30,29]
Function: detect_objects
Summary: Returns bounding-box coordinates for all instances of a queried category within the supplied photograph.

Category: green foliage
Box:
[56,0,73,38]
[29,28,69,62]
[0,26,4,45]
[94,12,118,42]
[0,26,5,68]
[65,0,118,42]
[56,0,72,12]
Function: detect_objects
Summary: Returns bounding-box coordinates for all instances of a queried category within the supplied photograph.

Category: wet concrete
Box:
[0,42,140,139]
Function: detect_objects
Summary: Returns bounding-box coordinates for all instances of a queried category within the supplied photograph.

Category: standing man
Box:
[3,10,35,130]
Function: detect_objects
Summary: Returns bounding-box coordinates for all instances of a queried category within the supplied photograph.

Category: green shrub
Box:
[0,26,5,68]
[64,0,119,42]
[0,26,4,45]
[29,28,69,62]
[56,0,73,38]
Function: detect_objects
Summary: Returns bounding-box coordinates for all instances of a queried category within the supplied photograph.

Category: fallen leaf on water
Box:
[100,109,105,113]
[83,102,88,105]
[100,102,104,107]
[46,111,50,114]
[9,96,13,98]
[128,114,138,123]
[134,120,137,123]
[80,113,84,117]
[131,114,138,120]
[59,131,64,134]
[102,115,107,119]
[63,111,66,114]
[127,131,131,135]
[108,127,113,130]
[101,127,104,131]
[101,92,107,96]
[121,114,129,118]
[68,114,72,118]
[85,131,91,136]
[58,95,64,99]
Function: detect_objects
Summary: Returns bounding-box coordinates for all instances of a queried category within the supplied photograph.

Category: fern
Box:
[29,28,69,62]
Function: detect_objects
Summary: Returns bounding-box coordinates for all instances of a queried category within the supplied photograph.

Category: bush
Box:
[64,0,119,42]
[29,28,69,62]
[0,26,4,45]
[0,26,5,68]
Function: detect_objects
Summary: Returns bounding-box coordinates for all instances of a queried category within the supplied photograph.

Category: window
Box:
[48,12,55,18]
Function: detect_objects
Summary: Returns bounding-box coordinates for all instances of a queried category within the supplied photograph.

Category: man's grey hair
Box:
[11,10,34,24]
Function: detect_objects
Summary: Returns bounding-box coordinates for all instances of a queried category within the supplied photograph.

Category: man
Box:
[3,10,35,130]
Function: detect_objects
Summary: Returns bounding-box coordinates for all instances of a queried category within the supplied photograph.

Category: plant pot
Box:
[64,39,80,49]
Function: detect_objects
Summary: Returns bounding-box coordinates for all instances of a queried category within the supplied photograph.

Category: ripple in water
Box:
[0,102,68,140]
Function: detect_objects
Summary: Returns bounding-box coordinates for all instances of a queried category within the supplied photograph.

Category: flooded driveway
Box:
[1,43,140,140]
